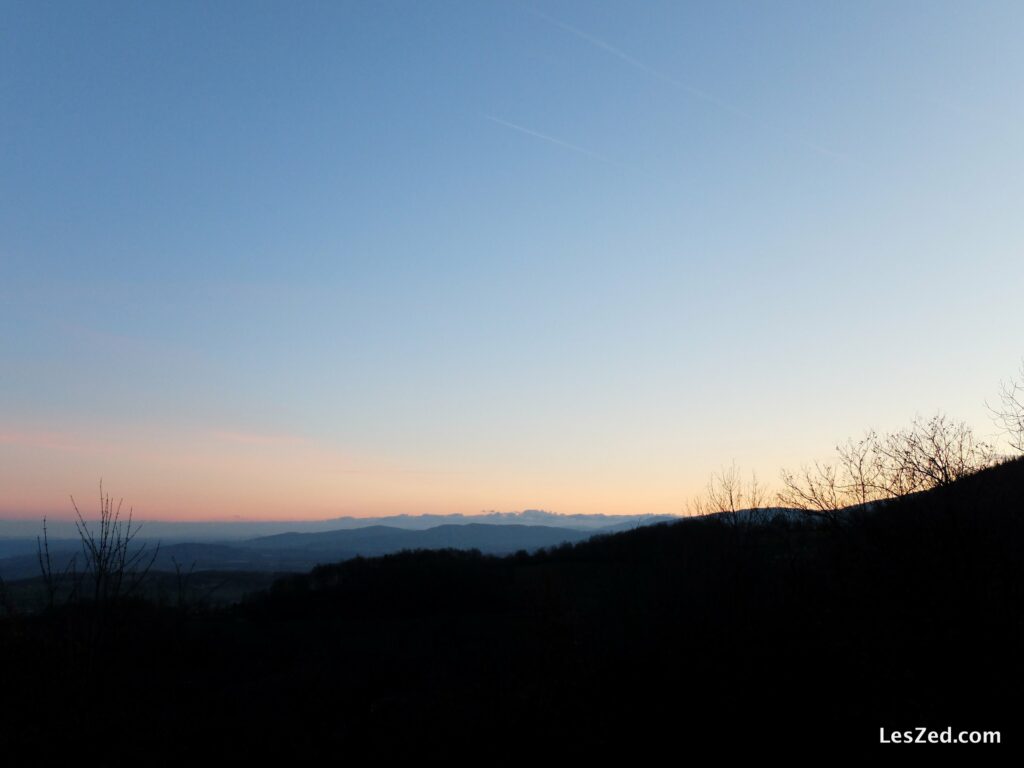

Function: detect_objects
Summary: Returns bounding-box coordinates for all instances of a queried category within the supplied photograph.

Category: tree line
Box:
[692,360,1024,519]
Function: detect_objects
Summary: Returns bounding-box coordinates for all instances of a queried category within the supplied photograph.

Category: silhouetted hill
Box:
[244,522,594,553]
[2,458,1021,757]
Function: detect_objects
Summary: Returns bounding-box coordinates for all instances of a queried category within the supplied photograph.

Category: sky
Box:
[2,0,1023,520]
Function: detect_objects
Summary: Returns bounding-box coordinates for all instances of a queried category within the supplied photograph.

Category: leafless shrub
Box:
[70,482,160,604]
[37,482,160,610]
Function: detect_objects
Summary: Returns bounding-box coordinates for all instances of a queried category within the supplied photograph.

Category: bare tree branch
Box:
[63,481,161,606]
[778,413,994,519]
[988,360,1024,454]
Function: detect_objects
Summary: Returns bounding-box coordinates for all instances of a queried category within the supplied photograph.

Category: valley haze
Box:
[0,510,677,579]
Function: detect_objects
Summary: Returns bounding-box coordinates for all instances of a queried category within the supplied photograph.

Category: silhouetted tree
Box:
[170,556,197,609]
[989,360,1024,454]
[0,574,14,617]
[779,413,994,516]
[875,413,994,490]
[688,463,771,525]
[37,515,79,608]
[778,460,846,517]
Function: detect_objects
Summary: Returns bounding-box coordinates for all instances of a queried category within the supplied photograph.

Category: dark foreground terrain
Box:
[2,459,1022,758]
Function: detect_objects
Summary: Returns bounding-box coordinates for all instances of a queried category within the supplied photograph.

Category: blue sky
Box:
[2,1,1022,518]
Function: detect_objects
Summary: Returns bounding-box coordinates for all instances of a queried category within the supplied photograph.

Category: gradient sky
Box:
[2,1,1023,520]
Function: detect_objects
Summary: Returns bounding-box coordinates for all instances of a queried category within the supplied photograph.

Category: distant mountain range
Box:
[0,509,676,542]
[0,514,678,580]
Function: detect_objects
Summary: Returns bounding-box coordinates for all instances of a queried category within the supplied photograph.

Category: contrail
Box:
[484,115,637,170]
[527,6,750,122]
[527,6,851,162]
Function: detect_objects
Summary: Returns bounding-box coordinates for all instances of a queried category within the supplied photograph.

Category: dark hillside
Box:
[2,459,1022,758]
